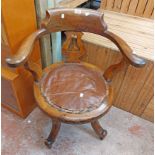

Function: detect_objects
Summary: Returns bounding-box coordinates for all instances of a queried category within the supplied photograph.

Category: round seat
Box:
[34,62,113,123]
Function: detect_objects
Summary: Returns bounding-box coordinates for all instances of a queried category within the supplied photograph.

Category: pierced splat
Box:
[62,32,86,62]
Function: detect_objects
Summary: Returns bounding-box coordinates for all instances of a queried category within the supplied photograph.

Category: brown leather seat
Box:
[40,63,108,114]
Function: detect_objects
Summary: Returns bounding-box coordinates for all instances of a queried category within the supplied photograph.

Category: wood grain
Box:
[83,42,153,122]
[58,0,88,8]
[115,62,153,111]
[106,0,115,10]
[1,17,9,46]
[135,0,148,17]
[7,8,145,69]
[143,0,154,18]
[80,7,154,122]
[130,63,153,116]
[141,98,154,122]
[2,0,41,118]
[100,0,154,19]
[113,0,123,12]
[100,0,107,9]
[82,10,154,61]
[2,68,19,111]
[2,67,36,118]
[151,9,154,19]
[127,0,139,15]
[120,0,131,13]
[2,0,40,62]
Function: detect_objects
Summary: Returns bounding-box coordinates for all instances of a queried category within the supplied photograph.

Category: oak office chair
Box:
[6,8,146,148]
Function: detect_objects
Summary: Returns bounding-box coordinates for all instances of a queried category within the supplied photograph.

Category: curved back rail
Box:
[6,8,146,81]
[42,8,107,34]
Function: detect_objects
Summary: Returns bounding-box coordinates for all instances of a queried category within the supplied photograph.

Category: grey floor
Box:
[2,106,154,155]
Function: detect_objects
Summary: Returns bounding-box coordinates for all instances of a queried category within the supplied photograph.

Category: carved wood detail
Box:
[62,32,86,62]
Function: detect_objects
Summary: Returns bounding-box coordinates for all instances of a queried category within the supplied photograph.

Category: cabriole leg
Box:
[91,120,107,140]
[45,119,61,148]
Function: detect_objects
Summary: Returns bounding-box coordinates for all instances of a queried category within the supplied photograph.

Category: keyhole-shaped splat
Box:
[62,32,86,62]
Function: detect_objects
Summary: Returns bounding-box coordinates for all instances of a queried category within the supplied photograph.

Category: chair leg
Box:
[91,120,107,140]
[45,119,61,148]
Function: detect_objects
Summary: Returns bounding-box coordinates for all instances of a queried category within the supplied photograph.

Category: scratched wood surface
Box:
[100,0,154,19]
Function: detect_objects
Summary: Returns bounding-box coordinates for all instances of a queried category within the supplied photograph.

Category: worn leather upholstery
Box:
[40,63,108,114]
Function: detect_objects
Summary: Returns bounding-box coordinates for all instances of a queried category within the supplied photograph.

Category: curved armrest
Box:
[104,31,146,67]
[6,28,47,67]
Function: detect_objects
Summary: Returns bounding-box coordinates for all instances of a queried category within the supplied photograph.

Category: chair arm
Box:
[104,31,146,67]
[6,28,47,68]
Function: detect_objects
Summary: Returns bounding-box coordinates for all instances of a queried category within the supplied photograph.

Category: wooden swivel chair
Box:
[6,8,146,148]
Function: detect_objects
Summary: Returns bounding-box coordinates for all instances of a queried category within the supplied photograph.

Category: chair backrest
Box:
[6,8,146,82]
[100,0,154,19]
[41,8,107,34]
[40,8,144,67]
[62,31,86,62]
